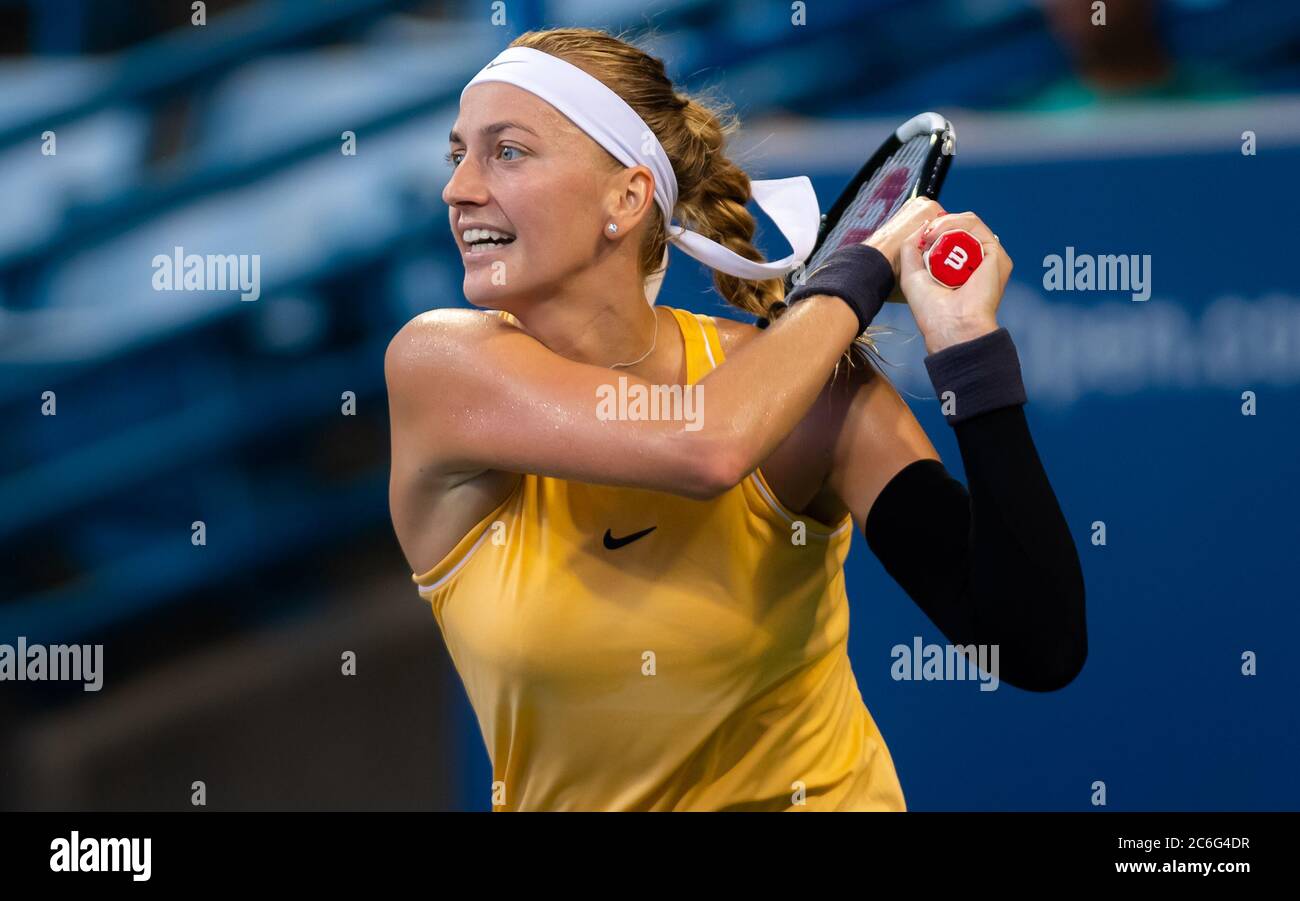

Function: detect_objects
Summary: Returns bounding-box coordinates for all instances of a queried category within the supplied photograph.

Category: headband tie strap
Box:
[461,46,821,304]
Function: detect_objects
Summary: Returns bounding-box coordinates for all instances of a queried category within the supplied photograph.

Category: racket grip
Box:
[924,229,983,288]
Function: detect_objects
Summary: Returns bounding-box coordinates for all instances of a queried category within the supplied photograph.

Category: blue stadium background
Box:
[1,0,1297,811]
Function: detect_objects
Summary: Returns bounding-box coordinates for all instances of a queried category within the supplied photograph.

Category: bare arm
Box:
[822,360,942,529]
[385,295,860,501]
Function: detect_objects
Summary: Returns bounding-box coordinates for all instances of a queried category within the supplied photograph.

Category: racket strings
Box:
[814,134,934,266]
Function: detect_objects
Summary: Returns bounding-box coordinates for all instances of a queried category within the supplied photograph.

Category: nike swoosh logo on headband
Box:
[485,60,523,68]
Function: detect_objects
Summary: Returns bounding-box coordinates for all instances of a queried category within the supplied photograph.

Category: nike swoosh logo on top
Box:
[603,526,656,550]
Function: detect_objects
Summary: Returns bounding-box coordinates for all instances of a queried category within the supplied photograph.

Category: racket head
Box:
[784,112,955,296]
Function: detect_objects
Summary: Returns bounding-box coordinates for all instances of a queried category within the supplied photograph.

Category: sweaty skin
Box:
[390,76,1084,694]
[390,81,943,576]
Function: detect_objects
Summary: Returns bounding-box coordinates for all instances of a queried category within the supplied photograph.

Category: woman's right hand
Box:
[861,196,945,301]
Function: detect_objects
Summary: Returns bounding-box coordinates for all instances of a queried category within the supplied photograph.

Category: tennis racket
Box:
[781,112,970,302]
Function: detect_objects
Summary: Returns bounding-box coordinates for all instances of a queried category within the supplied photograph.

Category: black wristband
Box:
[780,244,895,335]
[923,326,1028,426]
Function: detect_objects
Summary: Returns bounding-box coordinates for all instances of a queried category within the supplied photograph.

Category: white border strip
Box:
[692,314,718,369]
[415,521,497,597]
[747,472,853,540]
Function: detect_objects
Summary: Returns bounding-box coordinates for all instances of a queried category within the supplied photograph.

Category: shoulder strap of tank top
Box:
[666,308,726,385]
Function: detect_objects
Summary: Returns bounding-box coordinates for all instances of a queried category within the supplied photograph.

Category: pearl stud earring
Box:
[607,223,619,233]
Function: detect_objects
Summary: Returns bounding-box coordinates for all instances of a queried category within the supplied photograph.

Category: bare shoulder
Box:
[383,308,524,469]
[385,309,521,567]
[707,313,761,357]
[386,307,513,373]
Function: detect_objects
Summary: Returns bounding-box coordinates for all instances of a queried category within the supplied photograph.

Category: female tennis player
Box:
[386,28,1087,812]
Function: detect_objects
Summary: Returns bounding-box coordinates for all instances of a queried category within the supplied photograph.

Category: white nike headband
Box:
[460,46,821,304]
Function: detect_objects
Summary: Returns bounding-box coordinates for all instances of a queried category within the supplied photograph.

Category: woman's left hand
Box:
[899,211,1012,354]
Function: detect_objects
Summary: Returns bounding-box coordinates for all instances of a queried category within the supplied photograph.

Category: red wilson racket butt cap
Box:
[925,228,983,288]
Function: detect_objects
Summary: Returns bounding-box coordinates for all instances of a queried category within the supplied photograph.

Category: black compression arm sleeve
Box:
[862,381,1087,693]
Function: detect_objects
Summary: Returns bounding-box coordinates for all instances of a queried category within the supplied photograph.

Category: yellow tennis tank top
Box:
[411,307,906,811]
